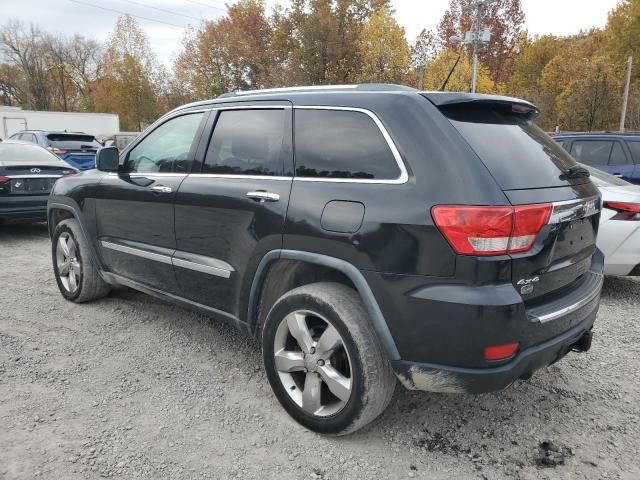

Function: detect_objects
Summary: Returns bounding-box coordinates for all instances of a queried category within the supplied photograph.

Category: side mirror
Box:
[96,146,120,172]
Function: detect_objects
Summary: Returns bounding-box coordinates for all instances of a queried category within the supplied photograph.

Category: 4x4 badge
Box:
[517,276,540,295]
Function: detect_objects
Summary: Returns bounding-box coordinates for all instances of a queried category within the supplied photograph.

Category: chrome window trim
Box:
[189,173,291,181]
[550,195,601,224]
[292,106,409,185]
[106,172,188,178]
[172,257,233,279]
[100,241,173,265]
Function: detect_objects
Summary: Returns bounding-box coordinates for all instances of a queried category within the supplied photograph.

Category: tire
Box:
[52,218,110,303]
[262,282,396,435]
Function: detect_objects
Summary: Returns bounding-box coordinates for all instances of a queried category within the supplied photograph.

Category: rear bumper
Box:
[0,196,48,223]
[365,250,604,394]
[392,310,596,394]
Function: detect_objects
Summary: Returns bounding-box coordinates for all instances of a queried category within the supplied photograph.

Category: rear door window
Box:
[440,104,579,190]
[46,134,102,150]
[294,109,401,180]
[203,109,287,176]
[609,142,630,165]
[570,140,613,166]
[627,141,640,163]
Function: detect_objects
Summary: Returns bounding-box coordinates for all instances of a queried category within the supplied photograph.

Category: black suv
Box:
[48,85,604,435]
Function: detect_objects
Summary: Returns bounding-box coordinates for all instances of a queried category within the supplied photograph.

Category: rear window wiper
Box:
[560,165,590,180]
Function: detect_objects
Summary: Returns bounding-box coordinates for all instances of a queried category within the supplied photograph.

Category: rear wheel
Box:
[262,282,396,435]
[52,218,110,303]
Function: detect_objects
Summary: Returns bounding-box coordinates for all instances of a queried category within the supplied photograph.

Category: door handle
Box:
[150,185,172,193]
[246,191,280,202]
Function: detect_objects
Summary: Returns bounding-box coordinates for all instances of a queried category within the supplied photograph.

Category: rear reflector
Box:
[0,175,9,185]
[432,204,552,256]
[484,342,519,361]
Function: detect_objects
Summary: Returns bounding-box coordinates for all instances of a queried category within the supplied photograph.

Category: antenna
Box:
[439,54,462,91]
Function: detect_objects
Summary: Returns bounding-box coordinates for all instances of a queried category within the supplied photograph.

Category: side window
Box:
[126,113,204,173]
[24,133,37,143]
[609,142,629,166]
[627,141,640,164]
[570,141,613,167]
[294,109,401,180]
[203,109,286,176]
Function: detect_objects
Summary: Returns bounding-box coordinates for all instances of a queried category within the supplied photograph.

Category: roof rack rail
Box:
[218,83,417,98]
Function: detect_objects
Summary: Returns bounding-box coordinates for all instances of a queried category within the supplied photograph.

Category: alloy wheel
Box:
[273,310,353,417]
[56,232,81,293]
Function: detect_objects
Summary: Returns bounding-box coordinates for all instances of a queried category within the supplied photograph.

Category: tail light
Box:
[48,147,67,155]
[604,201,640,221]
[0,175,9,185]
[432,204,552,256]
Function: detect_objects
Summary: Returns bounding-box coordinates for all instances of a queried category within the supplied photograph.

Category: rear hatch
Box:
[426,94,601,307]
[46,133,101,170]
[0,144,76,196]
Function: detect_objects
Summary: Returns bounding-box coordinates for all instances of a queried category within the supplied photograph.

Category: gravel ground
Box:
[1,223,639,480]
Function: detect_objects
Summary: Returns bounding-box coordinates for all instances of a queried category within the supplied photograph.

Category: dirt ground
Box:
[1,222,639,480]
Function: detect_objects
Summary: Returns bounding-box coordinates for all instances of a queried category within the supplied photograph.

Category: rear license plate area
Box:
[11,178,56,194]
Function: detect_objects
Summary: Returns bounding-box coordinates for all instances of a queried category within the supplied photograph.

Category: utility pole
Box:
[451,0,496,93]
[470,2,482,93]
[620,56,633,133]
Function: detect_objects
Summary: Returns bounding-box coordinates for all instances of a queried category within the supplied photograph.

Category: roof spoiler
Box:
[422,92,540,118]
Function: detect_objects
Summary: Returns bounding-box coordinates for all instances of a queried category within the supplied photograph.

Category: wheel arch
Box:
[248,250,400,361]
[48,202,105,273]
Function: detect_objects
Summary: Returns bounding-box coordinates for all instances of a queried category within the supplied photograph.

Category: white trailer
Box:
[0,106,120,139]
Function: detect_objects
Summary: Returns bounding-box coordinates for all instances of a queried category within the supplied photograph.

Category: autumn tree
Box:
[438,0,524,86]
[422,48,496,93]
[93,15,162,130]
[355,8,410,83]
[175,0,272,98]
[411,29,438,89]
[604,0,640,81]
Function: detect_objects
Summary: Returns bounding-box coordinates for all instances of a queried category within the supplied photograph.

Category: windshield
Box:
[46,134,102,150]
[440,104,583,190]
[580,163,631,187]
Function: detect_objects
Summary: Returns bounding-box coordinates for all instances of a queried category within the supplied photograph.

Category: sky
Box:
[1,0,621,66]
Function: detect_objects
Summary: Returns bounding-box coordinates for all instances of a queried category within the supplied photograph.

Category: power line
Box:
[122,0,203,22]
[68,0,186,28]
[184,0,226,13]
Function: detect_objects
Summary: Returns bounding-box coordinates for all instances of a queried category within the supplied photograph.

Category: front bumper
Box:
[0,196,48,223]
[392,310,596,394]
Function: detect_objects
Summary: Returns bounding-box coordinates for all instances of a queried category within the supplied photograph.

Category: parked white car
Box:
[585,165,640,276]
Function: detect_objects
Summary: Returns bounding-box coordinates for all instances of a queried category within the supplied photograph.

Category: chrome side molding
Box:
[100,241,234,279]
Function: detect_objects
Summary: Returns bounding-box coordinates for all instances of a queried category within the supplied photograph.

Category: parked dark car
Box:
[554,132,640,184]
[48,85,604,434]
[9,130,103,171]
[0,140,76,224]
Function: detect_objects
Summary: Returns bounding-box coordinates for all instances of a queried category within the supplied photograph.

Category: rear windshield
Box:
[0,143,58,163]
[46,134,102,149]
[440,104,581,190]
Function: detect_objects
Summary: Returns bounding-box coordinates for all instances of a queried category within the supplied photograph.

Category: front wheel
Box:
[262,282,396,435]
[52,218,110,303]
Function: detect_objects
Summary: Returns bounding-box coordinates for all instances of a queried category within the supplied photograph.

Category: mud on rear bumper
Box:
[391,309,597,394]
